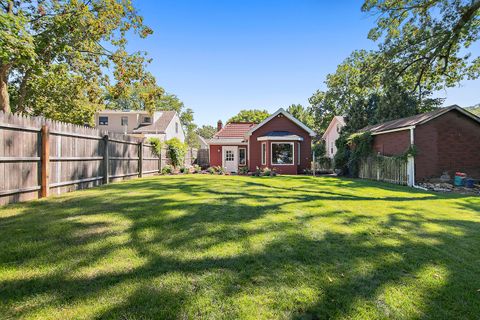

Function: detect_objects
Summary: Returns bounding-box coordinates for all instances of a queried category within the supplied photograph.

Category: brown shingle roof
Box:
[213,122,257,139]
[133,111,177,133]
[361,105,480,134]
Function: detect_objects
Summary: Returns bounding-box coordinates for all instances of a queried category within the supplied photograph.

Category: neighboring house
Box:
[362,105,480,183]
[322,116,346,158]
[208,108,316,174]
[197,135,209,149]
[94,110,185,142]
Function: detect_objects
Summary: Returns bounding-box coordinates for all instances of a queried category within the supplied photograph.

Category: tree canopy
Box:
[196,125,217,139]
[0,0,153,125]
[228,109,270,123]
[363,0,480,91]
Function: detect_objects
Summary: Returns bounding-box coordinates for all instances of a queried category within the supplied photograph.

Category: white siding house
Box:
[95,110,185,142]
[322,116,345,158]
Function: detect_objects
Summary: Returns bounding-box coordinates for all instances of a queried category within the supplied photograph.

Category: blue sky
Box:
[130,0,480,126]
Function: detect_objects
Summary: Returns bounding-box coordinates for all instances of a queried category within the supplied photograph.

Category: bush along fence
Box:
[0,112,196,205]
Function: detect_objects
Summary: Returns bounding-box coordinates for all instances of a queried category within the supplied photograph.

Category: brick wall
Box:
[372,130,410,156]
[415,111,480,180]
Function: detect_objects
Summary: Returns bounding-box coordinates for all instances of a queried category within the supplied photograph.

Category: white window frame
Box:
[261,142,266,165]
[270,142,294,166]
[121,116,128,126]
[297,142,300,164]
[238,147,246,166]
[175,122,179,133]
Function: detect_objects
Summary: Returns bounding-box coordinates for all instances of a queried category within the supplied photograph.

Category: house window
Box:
[225,150,234,161]
[121,116,128,126]
[271,143,294,165]
[330,141,334,155]
[297,143,300,164]
[337,124,341,133]
[261,143,266,165]
[175,122,179,133]
[143,116,152,123]
[239,148,246,165]
[99,116,108,125]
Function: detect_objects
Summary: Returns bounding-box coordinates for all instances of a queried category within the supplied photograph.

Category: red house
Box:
[208,108,316,174]
[363,105,480,183]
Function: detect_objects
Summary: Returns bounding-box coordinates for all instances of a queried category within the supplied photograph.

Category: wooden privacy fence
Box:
[359,155,408,185]
[0,112,163,205]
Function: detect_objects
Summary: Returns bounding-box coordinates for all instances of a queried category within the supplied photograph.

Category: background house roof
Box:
[212,122,256,139]
[361,105,479,134]
[133,111,177,133]
[321,116,345,139]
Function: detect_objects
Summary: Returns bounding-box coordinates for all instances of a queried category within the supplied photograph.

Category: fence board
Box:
[359,155,408,185]
[0,111,199,205]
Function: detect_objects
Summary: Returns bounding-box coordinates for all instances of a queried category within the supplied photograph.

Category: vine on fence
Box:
[166,138,187,168]
[147,137,163,157]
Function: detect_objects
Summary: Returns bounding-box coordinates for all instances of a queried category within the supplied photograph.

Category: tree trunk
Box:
[0,64,11,113]
[16,69,31,113]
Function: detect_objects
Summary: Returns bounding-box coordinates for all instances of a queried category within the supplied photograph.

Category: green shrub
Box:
[165,138,187,168]
[147,137,163,158]
[162,165,173,175]
[238,166,249,175]
[215,166,226,175]
[193,164,201,173]
[207,167,216,174]
[179,167,189,174]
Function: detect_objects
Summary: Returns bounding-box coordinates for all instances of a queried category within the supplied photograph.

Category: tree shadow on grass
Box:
[0,175,479,319]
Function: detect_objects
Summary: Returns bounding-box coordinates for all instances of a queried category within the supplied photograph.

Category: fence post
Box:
[103,135,109,184]
[138,140,143,178]
[40,125,50,198]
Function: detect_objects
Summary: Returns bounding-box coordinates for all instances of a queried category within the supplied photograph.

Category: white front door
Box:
[222,146,238,173]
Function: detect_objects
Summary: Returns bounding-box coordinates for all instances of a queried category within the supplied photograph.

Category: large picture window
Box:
[271,143,294,165]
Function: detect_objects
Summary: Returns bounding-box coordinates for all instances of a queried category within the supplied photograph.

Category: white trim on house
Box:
[257,136,303,141]
[246,108,316,137]
[208,138,248,145]
[270,142,295,166]
[370,126,416,136]
[261,142,266,165]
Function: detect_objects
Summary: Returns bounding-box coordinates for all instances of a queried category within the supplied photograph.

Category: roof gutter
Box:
[371,125,416,136]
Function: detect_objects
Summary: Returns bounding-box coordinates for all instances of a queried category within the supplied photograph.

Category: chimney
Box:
[217,120,223,132]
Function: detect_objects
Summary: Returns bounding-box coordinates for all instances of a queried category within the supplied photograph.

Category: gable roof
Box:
[213,122,256,139]
[361,105,480,134]
[245,108,316,137]
[321,116,345,139]
[133,111,177,133]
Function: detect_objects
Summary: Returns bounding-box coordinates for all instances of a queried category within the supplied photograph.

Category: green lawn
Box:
[1,175,479,319]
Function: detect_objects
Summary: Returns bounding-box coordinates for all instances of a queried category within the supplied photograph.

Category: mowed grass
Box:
[1,175,480,319]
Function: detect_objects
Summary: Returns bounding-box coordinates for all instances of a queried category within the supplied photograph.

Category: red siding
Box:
[415,111,480,181]
[248,114,312,174]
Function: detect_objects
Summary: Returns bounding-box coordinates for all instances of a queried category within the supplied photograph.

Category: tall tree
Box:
[196,125,217,139]
[286,104,315,129]
[363,0,480,91]
[309,50,382,132]
[0,0,152,118]
[228,109,270,123]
